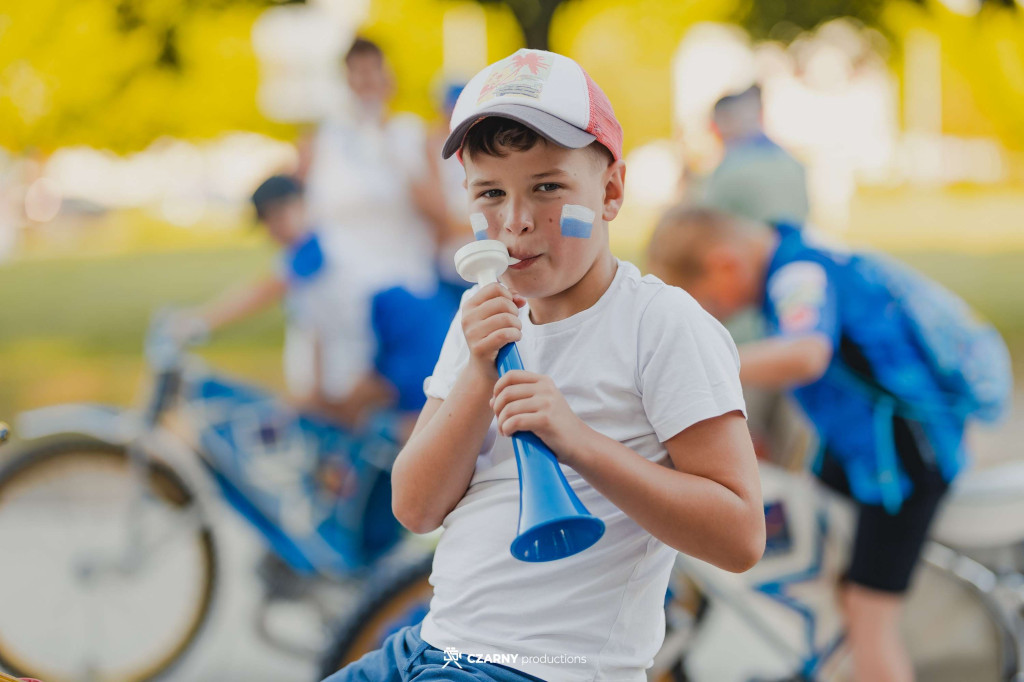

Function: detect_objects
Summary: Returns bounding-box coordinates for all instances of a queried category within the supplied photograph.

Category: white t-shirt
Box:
[280,232,373,401]
[304,111,436,294]
[418,260,746,682]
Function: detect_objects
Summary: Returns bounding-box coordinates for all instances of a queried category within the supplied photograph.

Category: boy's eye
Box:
[479,189,505,199]
[536,183,561,192]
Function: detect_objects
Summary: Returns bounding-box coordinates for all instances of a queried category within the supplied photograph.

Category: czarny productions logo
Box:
[440,647,587,669]
[442,648,463,669]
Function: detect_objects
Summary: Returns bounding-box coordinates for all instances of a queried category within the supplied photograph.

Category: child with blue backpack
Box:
[648,206,1011,682]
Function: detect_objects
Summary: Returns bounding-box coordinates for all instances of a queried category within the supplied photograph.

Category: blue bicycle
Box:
[0,315,425,682]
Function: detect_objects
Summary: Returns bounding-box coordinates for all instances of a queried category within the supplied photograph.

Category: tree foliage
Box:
[473,0,566,49]
[2,0,1022,156]
[0,0,293,154]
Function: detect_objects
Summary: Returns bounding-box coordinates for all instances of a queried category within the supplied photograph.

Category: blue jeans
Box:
[322,622,545,681]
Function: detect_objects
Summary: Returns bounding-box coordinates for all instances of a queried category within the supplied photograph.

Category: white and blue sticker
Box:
[560,204,595,239]
[470,213,489,241]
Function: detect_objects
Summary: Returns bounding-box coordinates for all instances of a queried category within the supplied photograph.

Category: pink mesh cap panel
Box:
[581,68,623,161]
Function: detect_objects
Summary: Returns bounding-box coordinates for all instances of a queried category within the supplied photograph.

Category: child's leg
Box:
[321,622,544,682]
[404,641,545,681]
[819,419,949,682]
[841,583,913,682]
[406,654,545,682]
[321,623,425,682]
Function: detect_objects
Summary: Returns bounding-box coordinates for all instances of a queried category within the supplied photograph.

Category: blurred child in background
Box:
[648,206,1011,682]
[175,174,461,434]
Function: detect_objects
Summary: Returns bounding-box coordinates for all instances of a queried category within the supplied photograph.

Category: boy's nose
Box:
[501,197,535,235]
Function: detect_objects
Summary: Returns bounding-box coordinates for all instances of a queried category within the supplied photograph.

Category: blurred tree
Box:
[550,0,734,151]
[885,1,1024,151]
[358,0,522,120]
[4,0,1022,159]
[0,0,295,154]
[736,0,1016,41]
[472,0,569,50]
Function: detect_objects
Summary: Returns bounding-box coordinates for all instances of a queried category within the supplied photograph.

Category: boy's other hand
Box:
[461,283,526,382]
[167,312,210,346]
[490,370,588,468]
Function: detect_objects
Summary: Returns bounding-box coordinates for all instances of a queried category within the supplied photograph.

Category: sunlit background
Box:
[2,0,1024,424]
[1,1,1024,679]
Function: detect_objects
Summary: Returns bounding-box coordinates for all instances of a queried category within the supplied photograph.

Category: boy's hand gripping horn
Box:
[454,240,605,562]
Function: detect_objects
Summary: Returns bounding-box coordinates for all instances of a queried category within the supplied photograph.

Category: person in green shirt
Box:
[704,85,809,226]
[701,85,812,469]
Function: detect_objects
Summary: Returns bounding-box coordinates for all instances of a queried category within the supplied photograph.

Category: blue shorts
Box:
[322,622,544,682]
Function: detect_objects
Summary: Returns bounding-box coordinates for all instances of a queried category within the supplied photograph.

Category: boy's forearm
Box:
[390,365,496,533]
[738,335,832,389]
[569,427,764,573]
[199,276,286,331]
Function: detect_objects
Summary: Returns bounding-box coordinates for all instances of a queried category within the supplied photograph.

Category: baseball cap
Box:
[442,49,623,162]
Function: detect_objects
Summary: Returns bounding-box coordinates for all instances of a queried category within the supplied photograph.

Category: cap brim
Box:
[442,103,597,159]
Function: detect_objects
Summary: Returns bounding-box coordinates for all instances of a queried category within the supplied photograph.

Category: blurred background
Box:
[1,0,1023,679]
[2,0,1023,423]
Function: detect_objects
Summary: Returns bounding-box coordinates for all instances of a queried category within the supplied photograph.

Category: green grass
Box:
[0,245,1021,421]
[0,245,286,419]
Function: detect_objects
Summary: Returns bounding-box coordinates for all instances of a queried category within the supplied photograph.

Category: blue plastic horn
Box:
[454,240,605,562]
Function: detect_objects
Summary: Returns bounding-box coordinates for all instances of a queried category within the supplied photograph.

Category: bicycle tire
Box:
[319,551,434,678]
[654,572,708,682]
[0,436,218,682]
[904,554,1019,682]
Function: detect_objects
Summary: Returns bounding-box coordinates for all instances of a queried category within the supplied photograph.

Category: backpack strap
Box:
[824,363,964,513]
[872,395,903,515]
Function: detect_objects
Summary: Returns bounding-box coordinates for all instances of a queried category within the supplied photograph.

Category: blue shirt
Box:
[283,231,327,284]
[370,280,466,412]
[282,232,463,412]
[761,224,966,509]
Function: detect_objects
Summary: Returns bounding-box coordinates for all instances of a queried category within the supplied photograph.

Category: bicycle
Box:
[0,314,428,682]
[665,459,1024,681]
[319,458,1024,682]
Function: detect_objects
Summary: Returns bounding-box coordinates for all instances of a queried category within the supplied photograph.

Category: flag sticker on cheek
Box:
[470,213,489,241]
[560,204,595,238]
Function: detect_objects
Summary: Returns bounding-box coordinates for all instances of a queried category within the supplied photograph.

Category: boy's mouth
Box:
[508,253,540,270]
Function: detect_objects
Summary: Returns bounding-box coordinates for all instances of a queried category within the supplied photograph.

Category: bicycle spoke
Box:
[0,444,216,682]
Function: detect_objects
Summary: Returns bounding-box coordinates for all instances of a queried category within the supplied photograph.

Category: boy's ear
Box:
[705,243,741,275]
[602,160,627,222]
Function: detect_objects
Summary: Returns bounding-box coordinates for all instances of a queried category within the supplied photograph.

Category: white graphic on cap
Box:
[477,50,554,105]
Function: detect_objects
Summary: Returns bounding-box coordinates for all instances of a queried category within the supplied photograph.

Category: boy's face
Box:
[651,246,757,321]
[346,54,391,108]
[262,197,306,246]
[463,138,623,300]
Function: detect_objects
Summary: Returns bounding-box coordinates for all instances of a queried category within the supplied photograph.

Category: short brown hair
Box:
[461,117,613,167]
[648,205,750,283]
[345,37,383,65]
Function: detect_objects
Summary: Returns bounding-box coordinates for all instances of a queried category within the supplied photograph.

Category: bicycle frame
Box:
[17,319,405,581]
[671,462,1024,682]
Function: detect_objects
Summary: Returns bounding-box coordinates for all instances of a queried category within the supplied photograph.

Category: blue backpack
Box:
[857,254,1012,424]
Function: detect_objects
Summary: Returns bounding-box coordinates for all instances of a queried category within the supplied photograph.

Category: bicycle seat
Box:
[931,460,1024,549]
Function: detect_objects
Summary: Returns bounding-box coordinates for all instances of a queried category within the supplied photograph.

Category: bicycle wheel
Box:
[652,570,708,682]
[0,437,218,682]
[902,552,1018,682]
[319,552,434,677]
